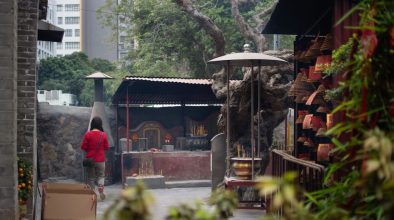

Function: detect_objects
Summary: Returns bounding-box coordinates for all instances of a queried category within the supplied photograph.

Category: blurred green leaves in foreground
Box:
[103,181,238,220]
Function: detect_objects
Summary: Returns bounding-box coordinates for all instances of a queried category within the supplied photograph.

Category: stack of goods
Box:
[289,34,334,164]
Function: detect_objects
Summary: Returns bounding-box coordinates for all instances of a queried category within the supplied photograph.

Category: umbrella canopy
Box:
[208,52,287,66]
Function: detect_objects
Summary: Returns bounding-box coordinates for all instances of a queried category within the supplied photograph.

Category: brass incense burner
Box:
[231,157,262,180]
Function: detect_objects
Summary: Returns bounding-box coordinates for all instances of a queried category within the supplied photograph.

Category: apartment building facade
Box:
[53,0,134,61]
[55,0,81,56]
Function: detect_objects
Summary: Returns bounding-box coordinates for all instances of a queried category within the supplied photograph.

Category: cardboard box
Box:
[42,183,97,220]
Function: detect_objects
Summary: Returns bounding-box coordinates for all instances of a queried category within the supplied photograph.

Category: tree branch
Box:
[174,0,225,57]
[254,0,278,32]
[231,0,277,52]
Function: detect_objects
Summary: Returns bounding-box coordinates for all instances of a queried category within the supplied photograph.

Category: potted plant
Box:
[17,157,33,219]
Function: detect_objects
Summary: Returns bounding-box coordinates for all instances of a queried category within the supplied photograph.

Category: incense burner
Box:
[231,157,262,180]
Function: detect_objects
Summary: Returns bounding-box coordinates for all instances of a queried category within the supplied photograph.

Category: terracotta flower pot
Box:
[317,106,329,113]
[304,138,315,147]
[320,33,334,52]
[308,66,321,82]
[296,110,308,124]
[19,203,27,219]
[316,127,327,137]
[301,96,309,102]
[297,136,307,143]
[317,144,333,162]
[303,114,314,129]
[326,113,334,129]
[306,90,319,105]
[305,38,323,60]
[311,116,324,131]
[315,55,332,73]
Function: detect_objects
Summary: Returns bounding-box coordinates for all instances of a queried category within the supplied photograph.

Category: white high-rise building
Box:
[52,0,134,61]
[55,0,81,56]
[37,0,57,61]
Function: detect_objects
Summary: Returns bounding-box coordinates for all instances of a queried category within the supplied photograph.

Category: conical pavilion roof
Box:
[85,71,113,79]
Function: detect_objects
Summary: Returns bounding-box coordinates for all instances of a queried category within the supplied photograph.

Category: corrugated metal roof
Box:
[123,76,212,85]
[112,76,241,105]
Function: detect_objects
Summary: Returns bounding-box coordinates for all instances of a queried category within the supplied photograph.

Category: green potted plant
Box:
[17,157,33,218]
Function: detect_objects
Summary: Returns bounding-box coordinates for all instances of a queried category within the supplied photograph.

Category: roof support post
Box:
[250,63,255,180]
[226,61,231,176]
[181,101,186,137]
[126,87,130,152]
[257,61,261,158]
[115,102,119,154]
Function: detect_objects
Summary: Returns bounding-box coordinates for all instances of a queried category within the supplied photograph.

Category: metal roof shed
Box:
[111,76,227,154]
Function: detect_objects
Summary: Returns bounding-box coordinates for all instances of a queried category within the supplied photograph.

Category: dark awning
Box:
[37,20,64,42]
[262,0,333,35]
[112,77,227,105]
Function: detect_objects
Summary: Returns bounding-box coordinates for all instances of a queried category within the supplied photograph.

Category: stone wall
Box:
[17,0,38,155]
[37,103,92,181]
[0,0,18,219]
[17,1,39,219]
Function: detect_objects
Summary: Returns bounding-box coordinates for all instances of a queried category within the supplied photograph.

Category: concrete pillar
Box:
[0,0,18,218]
[211,133,226,191]
[94,79,104,102]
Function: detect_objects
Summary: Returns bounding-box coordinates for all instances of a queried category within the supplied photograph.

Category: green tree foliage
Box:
[38,52,93,96]
[99,0,237,78]
[91,58,117,73]
[38,52,119,106]
[98,0,292,78]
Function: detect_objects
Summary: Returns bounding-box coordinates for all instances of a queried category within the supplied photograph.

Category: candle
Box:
[237,144,240,158]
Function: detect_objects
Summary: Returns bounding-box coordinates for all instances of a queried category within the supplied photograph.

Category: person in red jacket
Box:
[81,116,109,200]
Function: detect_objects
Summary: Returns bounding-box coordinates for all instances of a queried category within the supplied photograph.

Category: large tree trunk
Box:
[174,0,291,180]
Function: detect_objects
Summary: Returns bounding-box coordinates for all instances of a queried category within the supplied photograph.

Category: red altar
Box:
[122,151,211,181]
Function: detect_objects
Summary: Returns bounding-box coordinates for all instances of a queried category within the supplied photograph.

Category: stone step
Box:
[165,180,211,188]
[125,175,166,189]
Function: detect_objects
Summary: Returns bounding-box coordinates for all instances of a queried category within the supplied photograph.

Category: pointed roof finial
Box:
[243,44,251,52]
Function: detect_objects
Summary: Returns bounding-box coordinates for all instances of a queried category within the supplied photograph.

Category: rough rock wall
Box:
[213,50,294,174]
[37,104,116,182]
[37,103,116,181]
[37,103,91,181]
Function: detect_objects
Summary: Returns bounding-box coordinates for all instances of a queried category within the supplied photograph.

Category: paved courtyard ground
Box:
[97,184,265,220]
[36,180,265,219]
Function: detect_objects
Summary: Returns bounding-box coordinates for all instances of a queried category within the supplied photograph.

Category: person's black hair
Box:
[90,116,104,132]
